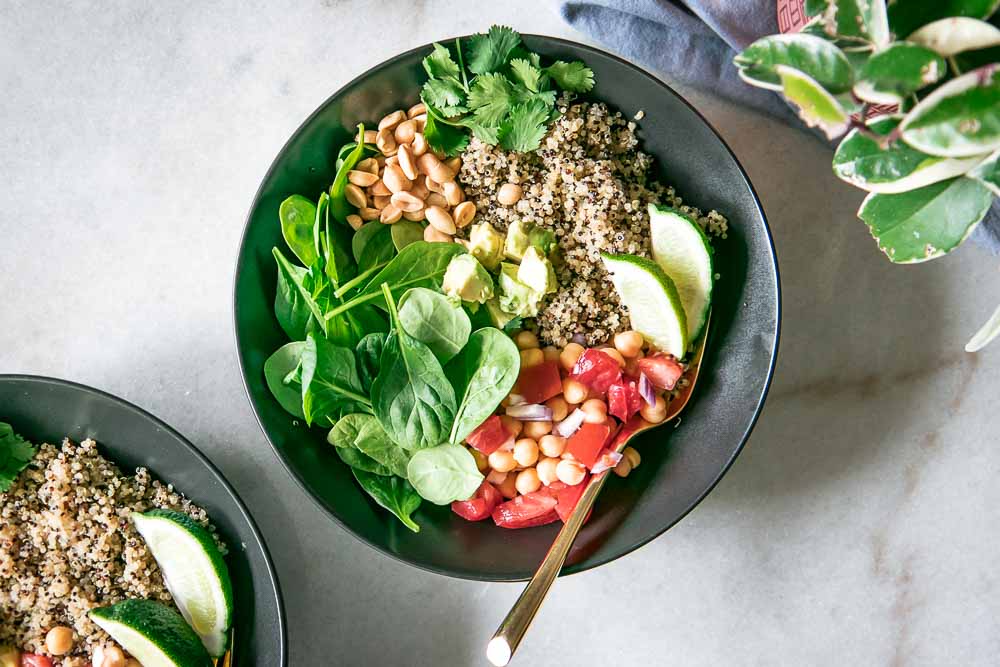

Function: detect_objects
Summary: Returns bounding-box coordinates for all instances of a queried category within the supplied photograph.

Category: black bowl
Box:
[0,375,287,665]
[235,35,780,581]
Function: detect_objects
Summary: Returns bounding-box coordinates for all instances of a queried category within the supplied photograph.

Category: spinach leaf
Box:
[446,327,521,444]
[328,413,410,478]
[406,443,483,505]
[327,415,392,476]
[371,284,457,450]
[325,302,387,349]
[316,192,356,286]
[397,287,471,364]
[273,247,327,339]
[355,332,386,393]
[352,221,396,270]
[300,333,372,426]
[390,221,425,251]
[0,422,36,493]
[352,469,422,533]
[279,195,319,266]
[324,241,466,322]
[264,342,307,419]
[329,125,370,224]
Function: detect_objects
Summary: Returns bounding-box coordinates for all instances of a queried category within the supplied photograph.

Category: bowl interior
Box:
[0,376,286,665]
[235,35,779,580]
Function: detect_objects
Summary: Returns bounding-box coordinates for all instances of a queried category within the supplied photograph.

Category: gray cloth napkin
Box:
[556,0,1000,253]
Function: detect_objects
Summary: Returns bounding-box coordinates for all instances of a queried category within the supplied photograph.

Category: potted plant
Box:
[735,0,1000,350]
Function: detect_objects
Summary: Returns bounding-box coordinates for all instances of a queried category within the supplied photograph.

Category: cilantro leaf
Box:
[0,422,36,492]
[423,42,462,81]
[511,85,556,108]
[498,98,551,152]
[421,78,467,116]
[467,73,513,128]
[466,25,521,75]
[544,61,595,92]
[509,58,541,92]
[460,117,500,144]
[424,110,470,156]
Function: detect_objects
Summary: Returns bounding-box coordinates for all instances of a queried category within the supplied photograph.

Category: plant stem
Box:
[333,261,389,299]
[324,291,382,321]
[381,282,400,328]
[455,37,469,91]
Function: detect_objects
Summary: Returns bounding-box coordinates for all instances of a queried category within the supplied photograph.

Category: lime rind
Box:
[601,253,689,359]
[132,510,233,658]
[648,205,714,342]
[89,599,213,667]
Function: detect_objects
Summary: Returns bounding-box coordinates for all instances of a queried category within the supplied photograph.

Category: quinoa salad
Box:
[0,426,233,667]
[262,25,724,533]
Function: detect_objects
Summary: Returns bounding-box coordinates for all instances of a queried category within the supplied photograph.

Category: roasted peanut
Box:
[344,184,367,209]
[453,201,476,228]
[382,164,412,193]
[397,144,419,180]
[425,205,456,234]
[348,170,379,187]
[391,191,425,213]
[378,109,406,130]
[380,204,402,224]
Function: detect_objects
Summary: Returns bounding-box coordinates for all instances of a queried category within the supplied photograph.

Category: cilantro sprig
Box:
[0,422,36,492]
[419,26,595,155]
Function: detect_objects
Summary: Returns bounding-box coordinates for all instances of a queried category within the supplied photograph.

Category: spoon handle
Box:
[487,469,613,666]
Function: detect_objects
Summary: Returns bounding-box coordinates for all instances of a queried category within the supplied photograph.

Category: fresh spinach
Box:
[371,284,457,450]
[406,443,483,505]
[273,247,327,339]
[329,125,370,224]
[352,469,422,533]
[279,195,319,266]
[397,287,471,364]
[355,332,386,393]
[264,342,307,419]
[352,221,396,270]
[328,413,410,478]
[317,191,356,286]
[300,333,372,426]
[328,434,392,475]
[390,221,425,251]
[446,327,521,444]
[326,301,387,349]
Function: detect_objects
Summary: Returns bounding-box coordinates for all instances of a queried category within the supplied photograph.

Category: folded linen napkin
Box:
[556,0,1000,253]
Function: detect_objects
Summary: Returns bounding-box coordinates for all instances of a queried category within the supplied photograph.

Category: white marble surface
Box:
[3,2,1000,665]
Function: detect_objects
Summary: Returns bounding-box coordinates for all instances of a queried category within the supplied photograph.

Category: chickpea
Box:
[581,398,608,424]
[562,378,588,405]
[469,447,489,472]
[488,449,517,473]
[93,644,125,667]
[46,626,73,655]
[614,330,644,358]
[536,456,560,486]
[512,438,539,467]
[640,395,668,423]
[559,342,585,372]
[623,445,641,469]
[520,348,544,368]
[544,396,569,422]
[613,456,633,477]
[499,415,523,438]
[556,459,587,486]
[486,469,508,485]
[542,346,560,363]
[497,182,523,205]
[538,434,566,457]
[599,347,626,368]
[514,330,539,349]
[515,468,542,495]
[497,472,518,499]
[522,419,552,439]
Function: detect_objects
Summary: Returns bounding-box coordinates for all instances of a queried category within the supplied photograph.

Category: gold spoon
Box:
[487,316,710,666]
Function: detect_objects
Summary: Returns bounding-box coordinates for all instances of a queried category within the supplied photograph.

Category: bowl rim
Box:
[0,373,289,665]
[234,33,781,582]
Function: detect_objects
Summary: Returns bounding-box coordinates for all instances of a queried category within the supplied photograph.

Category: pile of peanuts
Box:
[466,329,672,500]
[343,104,477,242]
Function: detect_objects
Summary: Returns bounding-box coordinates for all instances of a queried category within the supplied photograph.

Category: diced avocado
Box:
[517,247,558,295]
[484,298,517,329]
[528,226,557,256]
[498,262,543,317]
[442,254,494,304]
[504,220,532,262]
[469,222,505,271]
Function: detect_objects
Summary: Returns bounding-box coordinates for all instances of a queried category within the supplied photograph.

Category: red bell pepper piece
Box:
[492,490,559,528]
[569,349,622,394]
[465,415,510,455]
[451,481,503,521]
[607,379,642,421]
[565,421,613,469]
[514,360,563,404]
[637,354,684,391]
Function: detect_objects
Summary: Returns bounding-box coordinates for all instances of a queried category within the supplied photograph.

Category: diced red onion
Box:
[505,404,553,421]
[553,408,586,437]
[507,393,526,406]
[571,332,587,345]
[591,450,623,474]
[638,372,657,406]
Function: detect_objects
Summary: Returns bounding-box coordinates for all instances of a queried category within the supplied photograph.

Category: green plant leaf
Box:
[397,287,472,364]
[954,45,1000,73]
[543,61,595,92]
[509,58,542,92]
[900,65,1000,157]
[969,148,1000,194]
[355,332,386,393]
[328,427,391,476]
[279,195,319,266]
[466,25,521,75]
[329,125,369,224]
[390,220,425,251]
[273,247,327,339]
[854,43,946,104]
[833,115,985,192]
[423,42,461,81]
[734,34,854,94]
[351,221,395,270]
[0,422,36,492]
[422,106,470,156]
[300,333,371,426]
[421,78,467,116]
[858,177,993,262]
[446,328,521,445]
[406,443,484,505]
[328,414,410,478]
[909,17,1000,56]
[467,72,514,128]
[775,65,850,139]
[264,342,306,419]
[498,97,551,152]
[796,0,888,47]
[352,469,422,532]
[966,302,1000,352]
[888,0,1000,39]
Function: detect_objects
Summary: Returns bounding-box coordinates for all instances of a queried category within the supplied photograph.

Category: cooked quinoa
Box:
[0,438,224,665]
[458,98,727,347]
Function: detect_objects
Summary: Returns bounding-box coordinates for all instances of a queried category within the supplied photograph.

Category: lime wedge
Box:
[601,253,688,359]
[648,204,714,342]
[89,599,213,667]
[132,510,233,658]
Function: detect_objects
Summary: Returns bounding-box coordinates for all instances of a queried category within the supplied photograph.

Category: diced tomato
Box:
[465,415,510,455]
[492,490,559,529]
[451,481,503,521]
[554,477,590,523]
[570,349,622,394]
[21,656,54,667]
[607,380,642,421]
[637,354,684,390]
[565,422,612,469]
[514,360,563,404]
